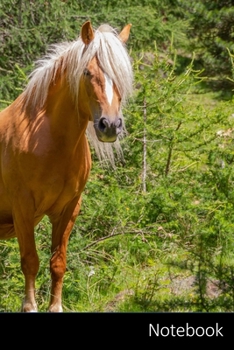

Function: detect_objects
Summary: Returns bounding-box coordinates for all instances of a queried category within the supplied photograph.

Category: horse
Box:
[0,21,133,312]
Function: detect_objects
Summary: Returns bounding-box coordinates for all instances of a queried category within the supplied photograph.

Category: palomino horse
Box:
[0,21,133,312]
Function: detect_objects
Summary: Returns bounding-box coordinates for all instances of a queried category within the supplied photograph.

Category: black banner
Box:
[1,312,232,345]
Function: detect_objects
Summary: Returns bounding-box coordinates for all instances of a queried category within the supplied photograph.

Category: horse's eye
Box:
[84,69,91,77]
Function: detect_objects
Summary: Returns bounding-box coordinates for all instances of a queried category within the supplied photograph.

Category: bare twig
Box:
[83,226,154,251]
[83,231,135,250]
[165,121,182,177]
[142,98,147,192]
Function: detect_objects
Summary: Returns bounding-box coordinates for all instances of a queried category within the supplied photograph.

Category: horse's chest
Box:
[36,164,90,216]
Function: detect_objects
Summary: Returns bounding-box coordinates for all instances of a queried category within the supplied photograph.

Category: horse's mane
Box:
[22,24,133,165]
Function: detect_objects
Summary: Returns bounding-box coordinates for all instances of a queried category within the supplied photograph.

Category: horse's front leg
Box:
[13,201,39,312]
[49,197,81,312]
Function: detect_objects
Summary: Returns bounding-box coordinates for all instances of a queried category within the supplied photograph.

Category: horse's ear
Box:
[119,24,132,43]
[81,21,95,45]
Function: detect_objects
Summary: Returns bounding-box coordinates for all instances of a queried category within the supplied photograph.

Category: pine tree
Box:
[183,0,234,87]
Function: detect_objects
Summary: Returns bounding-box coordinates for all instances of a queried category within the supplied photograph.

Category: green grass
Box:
[1,210,234,312]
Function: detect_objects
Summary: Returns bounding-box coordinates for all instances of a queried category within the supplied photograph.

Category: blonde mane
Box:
[22,24,133,164]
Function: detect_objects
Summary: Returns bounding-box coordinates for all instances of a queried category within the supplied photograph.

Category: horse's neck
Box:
[44,77,89,147]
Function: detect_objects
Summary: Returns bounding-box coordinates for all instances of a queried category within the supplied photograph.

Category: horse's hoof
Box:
[49,304,63,313]
[21,300,38,312]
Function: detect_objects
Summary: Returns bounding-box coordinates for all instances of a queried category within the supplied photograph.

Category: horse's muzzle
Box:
[95,116,123,142]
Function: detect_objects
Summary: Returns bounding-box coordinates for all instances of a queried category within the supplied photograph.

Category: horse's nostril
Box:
[98,117,109,132]
[116,118,122,128]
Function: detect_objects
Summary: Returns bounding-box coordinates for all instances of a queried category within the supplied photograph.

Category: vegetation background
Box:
[1,0,234,312]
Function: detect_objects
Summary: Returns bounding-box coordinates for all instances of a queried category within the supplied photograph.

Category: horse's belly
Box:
[0,223,15,239]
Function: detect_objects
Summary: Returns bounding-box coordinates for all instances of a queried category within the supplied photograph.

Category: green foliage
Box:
[0,0,82,104]
[180,0,234,86]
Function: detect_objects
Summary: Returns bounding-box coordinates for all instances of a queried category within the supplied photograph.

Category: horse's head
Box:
[79,21,132,143]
